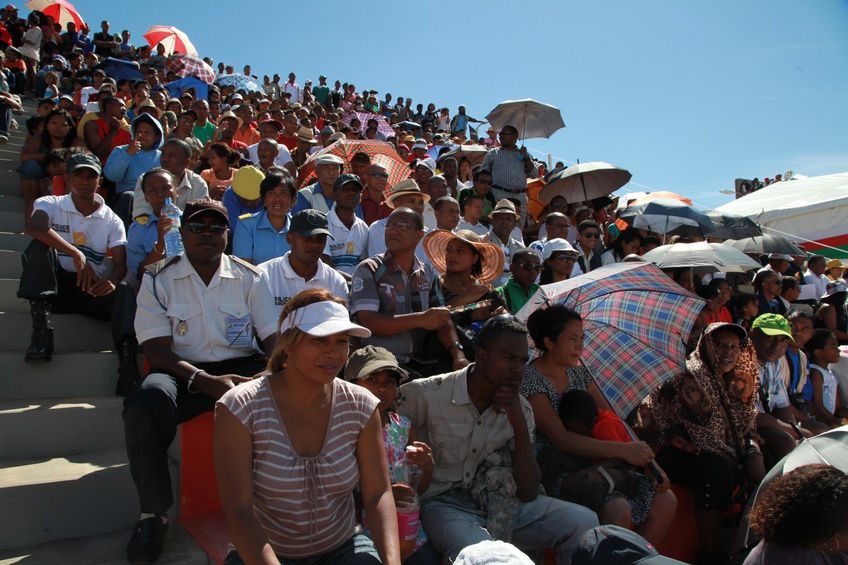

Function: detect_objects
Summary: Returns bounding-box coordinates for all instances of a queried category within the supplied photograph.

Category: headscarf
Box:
[648,322,760,461]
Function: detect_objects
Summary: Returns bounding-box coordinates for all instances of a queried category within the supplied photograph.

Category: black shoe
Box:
[24,329,53,363]
[126,516,168,565]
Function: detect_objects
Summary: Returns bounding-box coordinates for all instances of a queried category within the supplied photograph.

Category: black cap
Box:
[573,526,686,565]
[66,152,102,175]
[333,173,363,192]
[181,197,229,225]
[290,209,333,239]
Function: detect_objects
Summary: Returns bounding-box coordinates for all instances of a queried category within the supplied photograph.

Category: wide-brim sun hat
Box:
[384,179,431,209]
[279,300,371,338]
[423,229,505,284]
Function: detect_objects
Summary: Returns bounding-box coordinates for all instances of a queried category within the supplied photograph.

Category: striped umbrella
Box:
[298,139,411,189]
[143,25,197,56]
[516,261,704,416]
[25,0,84,27]
[165,54,215,84]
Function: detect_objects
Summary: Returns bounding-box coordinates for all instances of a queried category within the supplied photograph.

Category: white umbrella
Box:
[643,242,763,273]
[485,99,565,140]
[538,161,631,204]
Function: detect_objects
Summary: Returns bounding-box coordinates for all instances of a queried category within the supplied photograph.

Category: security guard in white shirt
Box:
[123,197,277,564]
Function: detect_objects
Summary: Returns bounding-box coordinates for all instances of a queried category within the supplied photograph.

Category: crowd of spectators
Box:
[4,6,848,565]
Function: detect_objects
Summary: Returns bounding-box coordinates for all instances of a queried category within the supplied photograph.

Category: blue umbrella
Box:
[94,57,144,82]
[214,73,264,94]
[165,76,208,101]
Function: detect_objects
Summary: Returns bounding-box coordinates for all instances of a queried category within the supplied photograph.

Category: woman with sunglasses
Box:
[601,229,642,266]
[540,239,581,285]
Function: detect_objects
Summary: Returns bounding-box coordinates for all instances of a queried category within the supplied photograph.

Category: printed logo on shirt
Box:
[52,223,70,233]
[72,231,87,246]
[351,277,364,293]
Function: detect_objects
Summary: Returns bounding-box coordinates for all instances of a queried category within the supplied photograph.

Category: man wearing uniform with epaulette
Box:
[123,198,277,564]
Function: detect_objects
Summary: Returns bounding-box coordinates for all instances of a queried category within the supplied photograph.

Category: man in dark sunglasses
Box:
[496,248,542,314]
[457,168,496,220]
[124,197,278,563]
[575,219,605,273]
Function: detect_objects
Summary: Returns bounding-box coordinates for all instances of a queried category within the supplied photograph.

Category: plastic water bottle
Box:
[162,197,184,257]
[393,457,422,559]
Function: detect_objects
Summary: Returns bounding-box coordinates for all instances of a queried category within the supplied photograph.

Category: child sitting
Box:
[538,390,660,534]
[345,346,441,564]
[805,329,843,428]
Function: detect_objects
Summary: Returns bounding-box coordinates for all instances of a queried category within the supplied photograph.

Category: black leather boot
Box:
[25,299,53,363]
[115,337,141,396]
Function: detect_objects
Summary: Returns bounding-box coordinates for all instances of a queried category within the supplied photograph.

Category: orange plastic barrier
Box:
[178,411,229,565]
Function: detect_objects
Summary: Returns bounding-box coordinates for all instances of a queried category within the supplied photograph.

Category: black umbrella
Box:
[725,234,805,256]
[704,211,763,239]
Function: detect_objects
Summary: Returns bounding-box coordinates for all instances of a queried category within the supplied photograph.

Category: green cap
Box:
[752,313,793,340]
[344,345,409,384]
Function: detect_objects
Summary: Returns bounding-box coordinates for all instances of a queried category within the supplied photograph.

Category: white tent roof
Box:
[716,172,848,242]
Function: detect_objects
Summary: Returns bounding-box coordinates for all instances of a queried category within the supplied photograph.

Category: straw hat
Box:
[489,198,520,220]
[218,111,241,129]
[296,126,318,144]
[423,229,505,284]
[384,179,430,209]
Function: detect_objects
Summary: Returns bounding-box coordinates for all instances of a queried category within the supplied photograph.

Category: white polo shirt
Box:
[324,206,369,275]
[259,252,349,316]
[33,193,126,278]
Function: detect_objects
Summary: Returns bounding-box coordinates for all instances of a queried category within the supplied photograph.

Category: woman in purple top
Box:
[215,288,401,564]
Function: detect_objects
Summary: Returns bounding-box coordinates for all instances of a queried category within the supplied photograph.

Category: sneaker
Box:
[126,516,168,565]
[0,134,8,145]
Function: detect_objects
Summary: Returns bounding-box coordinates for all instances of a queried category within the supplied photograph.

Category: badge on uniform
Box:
[177,320,188,336]
[226,316,253,348]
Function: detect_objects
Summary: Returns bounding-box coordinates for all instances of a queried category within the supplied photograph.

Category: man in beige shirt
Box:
[397,316,597,563]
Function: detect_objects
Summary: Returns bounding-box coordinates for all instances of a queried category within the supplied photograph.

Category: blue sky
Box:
[50,0,848,208]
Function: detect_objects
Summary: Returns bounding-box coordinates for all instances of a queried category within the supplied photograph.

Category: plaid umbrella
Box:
[214,73,264,94]
[343,112,394,140]
[298,139,411,189]
[143,25,198,56]
[515,262,704,416]
[165,54,216,84]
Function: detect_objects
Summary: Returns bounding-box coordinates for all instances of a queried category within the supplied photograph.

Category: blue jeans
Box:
[224,533,380,565]
[421,492,598,565]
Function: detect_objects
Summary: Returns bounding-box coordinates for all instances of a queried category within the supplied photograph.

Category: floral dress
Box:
[520,364,655,524]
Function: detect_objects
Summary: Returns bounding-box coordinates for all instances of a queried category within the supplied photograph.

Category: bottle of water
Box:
[162,197,184,257]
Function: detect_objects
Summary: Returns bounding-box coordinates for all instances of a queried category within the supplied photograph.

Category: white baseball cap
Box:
[280,300,371,338]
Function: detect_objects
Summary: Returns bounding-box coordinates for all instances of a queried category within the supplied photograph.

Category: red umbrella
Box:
[143,25,197,56]
[164,54,215,84]
[25,0,84,28]
[298,139,411,189]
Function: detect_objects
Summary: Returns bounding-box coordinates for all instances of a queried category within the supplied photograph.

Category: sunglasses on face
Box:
[186,222,228,235]
[582,232,601,239]
[517,263,542,272]
[552,254,577,263]
[370,172,389,179]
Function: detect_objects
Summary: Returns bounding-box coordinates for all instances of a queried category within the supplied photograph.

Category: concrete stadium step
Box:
[0,396,125,459]
[0,249,20,278]
[0,450,139,550]
[0,194,24,213]
[0,279,26,312]
[0,211,24,233]
[0,312,114,353]
[0,352,118,400]
[0,523,208,565]
[0,231,30,251]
